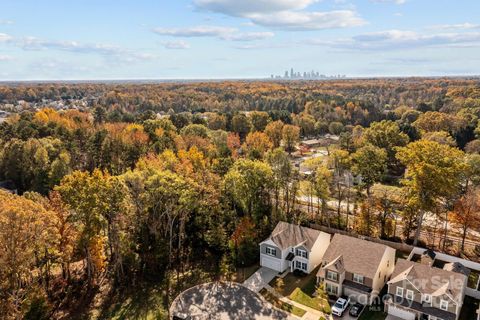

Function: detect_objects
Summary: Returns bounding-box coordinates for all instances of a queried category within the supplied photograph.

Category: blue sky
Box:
[0,0,479,80]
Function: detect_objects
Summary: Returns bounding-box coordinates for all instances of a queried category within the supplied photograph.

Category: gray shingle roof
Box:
[268,221,324,251]
[318,233,391,279]
[389,259,467,304]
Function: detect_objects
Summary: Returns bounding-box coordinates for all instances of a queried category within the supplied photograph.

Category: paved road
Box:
[243,267,278,293]
[170,282,296,320]
[295,197,479,251]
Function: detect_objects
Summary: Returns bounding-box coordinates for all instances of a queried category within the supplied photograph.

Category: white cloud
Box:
[2,34,156,64]
[153,25,274,41]
[0,55,13,61]
[428,23,480,31]
[194,0,317,16]
[162,40,190,49]
[0,19,14,25]
[153,25,236,37]
[370,0,406,4]
[248,10,365,30]
[222,31,274,41]
[233,43,288,50]
[193,0,366,30]
[0,33,12,42]
[308,29,480,50]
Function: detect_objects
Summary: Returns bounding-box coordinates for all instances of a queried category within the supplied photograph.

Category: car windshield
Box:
[334,301,344,308]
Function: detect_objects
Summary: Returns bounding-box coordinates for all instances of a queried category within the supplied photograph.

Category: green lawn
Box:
[260,289,306,317]
[270,267,319,296]
[289,287,331,314]
[269,267,331,314]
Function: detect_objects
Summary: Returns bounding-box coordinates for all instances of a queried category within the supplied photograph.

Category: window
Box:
[422,294,431,304]
[295,261,307,271]
[295,248,308,259]
[396,287,404,297]
[265,246,276,256]
[387,260,390,267]
[440,299,448,311]
[326,282,338,295]
[379,272,381,279]
[326,270,338,281]
[353,273,364,284]
[406,289,414,300]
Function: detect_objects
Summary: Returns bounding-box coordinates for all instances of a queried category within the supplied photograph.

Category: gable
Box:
[260,238,278,248]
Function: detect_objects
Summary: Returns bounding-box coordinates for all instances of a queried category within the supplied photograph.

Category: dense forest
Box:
[1,78,480,319]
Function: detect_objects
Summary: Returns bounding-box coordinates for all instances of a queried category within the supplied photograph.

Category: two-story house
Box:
[316,234,396,305]
[385,259,467,320]
[259,221,331,274]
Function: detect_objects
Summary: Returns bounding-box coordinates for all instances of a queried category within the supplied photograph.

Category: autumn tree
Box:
[362,120,409,174]
[223,159,273,223]
[396,140,466,245]
[56,169,132,284]
[329,149,352,228]
[0,190,56,318]
[264,120,284,148]
[266,148,294,220]
[451,188,480,252]
[282,124,300,154]
[243,131,273,159]
[231,114,252,140]
[249,111,270,132]
[207,113,227,131]
[351,144,387,196]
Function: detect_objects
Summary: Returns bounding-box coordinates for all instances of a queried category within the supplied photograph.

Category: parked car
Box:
[349,303,364,317]
[332,297,350,316]
[173,313,191,320]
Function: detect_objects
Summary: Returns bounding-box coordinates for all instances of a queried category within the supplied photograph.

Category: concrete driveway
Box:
[243,267,278,293]
[170,282,296,320]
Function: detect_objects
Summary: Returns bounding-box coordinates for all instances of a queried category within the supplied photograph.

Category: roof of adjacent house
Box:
[388,259,467,304]
[266,221,325,251]
[318,233,392,279]
[443,262,471,277]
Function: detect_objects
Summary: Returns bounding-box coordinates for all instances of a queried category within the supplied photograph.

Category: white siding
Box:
[372,246,396,297]
[307,232,331,273]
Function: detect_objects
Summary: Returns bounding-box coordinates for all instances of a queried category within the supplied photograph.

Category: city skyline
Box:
[0,0,479,80]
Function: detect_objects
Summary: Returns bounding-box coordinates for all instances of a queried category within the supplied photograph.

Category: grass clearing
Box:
[259,289,306,317]
[270,268,318,296]
[289,287,331,314]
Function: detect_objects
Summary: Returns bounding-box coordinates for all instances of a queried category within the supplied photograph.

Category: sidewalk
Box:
[264,284,333,320]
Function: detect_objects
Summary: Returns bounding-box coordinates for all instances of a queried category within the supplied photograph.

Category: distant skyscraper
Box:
[284,71,289,78]
[290,68,294,78]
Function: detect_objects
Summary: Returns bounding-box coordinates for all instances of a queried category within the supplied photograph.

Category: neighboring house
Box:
[316,234,396,305]
[385,259,467,320]
[259,221,331,274]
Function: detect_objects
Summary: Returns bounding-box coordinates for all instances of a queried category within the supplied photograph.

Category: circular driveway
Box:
[170,282,295,320]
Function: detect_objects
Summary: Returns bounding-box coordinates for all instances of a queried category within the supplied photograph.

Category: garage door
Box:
[388,305,416,320]
[260,255,282,272]
[344,287,369,305]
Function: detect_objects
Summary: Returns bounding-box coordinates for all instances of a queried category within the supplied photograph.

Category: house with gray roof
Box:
[259,221,331,274]
[385,258,467,320]
[316,233,396,305]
